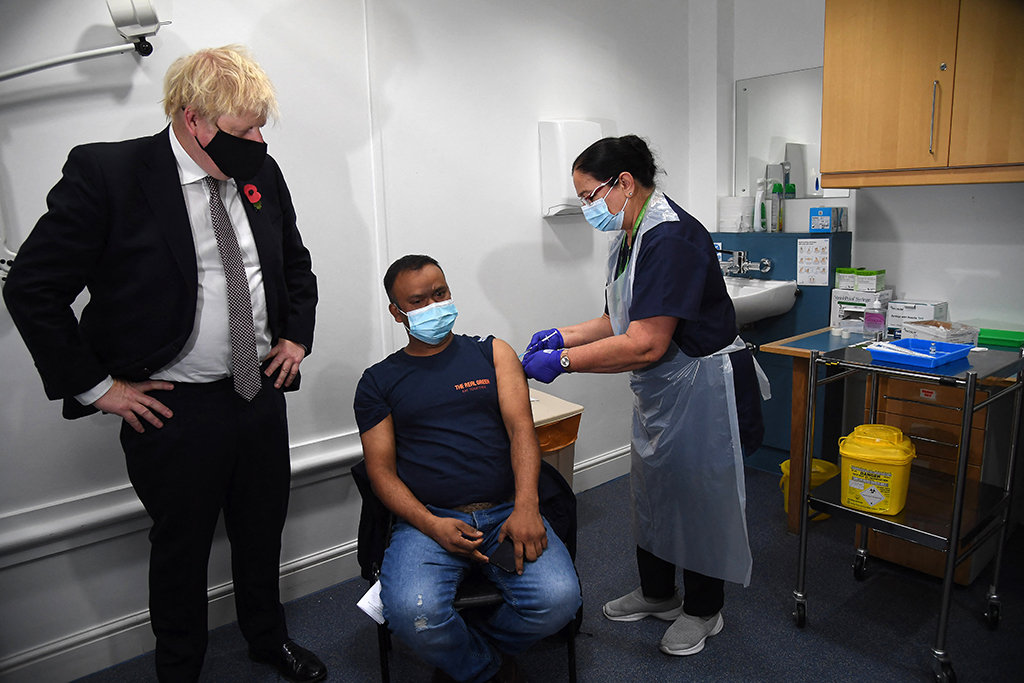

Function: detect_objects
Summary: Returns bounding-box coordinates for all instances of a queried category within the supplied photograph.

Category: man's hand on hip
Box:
[93,378,174,433]
[499,506,548,575]
[264,338,306,389]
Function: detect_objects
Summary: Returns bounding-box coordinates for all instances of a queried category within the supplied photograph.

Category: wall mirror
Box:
[734,66,848,198]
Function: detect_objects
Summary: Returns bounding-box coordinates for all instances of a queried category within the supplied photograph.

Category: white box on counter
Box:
[830,289,893,332]
[887,299,949,336]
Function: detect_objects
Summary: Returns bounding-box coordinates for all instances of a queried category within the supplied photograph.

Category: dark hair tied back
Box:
[572,134,659,188]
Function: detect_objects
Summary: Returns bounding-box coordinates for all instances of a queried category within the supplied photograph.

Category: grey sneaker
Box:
[602,587,683,622]
[659,611,724,656]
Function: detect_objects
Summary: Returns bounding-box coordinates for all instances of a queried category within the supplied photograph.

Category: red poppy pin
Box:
[243,184,263,211]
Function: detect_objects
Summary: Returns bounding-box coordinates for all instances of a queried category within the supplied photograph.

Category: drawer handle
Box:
[907,433,958,449]
[929,80,938,155]
[882,395,962,413]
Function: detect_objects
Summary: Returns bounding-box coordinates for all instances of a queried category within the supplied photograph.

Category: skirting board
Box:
[0,542,359,683]
[572,446,630,493]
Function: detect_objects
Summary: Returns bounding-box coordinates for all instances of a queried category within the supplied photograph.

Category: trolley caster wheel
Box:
[853,555,868,581]
[794,601,806,628]
[934,662,957,683]
[985,601,1000,630]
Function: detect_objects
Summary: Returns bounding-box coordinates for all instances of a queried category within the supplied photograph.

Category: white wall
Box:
[0,1,704,680]
[734,0,826,81]
[854,184,1024,329]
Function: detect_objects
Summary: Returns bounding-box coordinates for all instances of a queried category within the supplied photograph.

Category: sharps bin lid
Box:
[840,424,916,465]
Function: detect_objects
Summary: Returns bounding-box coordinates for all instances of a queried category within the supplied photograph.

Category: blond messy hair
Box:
[163,45,279,122]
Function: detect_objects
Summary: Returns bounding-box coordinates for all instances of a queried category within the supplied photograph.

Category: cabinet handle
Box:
[929,80,938,155]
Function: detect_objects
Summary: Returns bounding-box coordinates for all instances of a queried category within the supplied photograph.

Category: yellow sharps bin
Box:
[838,424,915,515]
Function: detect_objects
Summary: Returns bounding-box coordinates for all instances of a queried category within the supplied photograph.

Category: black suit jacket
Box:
[3,127,318,419]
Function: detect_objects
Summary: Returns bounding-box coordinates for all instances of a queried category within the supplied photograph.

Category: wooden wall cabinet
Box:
[821,0,1024,187]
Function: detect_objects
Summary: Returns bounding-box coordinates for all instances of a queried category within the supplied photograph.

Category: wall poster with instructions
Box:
[797,238,830,286]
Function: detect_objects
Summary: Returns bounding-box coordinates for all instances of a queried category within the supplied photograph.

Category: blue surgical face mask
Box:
[398,299,458,345]
[582,182,629,232]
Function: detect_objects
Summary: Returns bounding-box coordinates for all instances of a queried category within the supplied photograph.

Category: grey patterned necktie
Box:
[203,176,262,401]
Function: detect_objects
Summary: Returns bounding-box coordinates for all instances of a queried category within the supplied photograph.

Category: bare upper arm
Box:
[492,338,536,436]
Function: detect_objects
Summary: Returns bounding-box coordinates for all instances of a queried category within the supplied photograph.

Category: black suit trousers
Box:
[121,374,291,683]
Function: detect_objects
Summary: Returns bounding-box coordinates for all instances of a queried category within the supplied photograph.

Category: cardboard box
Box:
[831,289,893,332]
[809,207,847,232]
[902,320,979,345]
[887,300,949,336]
[856,269,886,292]
[835,267,857,290]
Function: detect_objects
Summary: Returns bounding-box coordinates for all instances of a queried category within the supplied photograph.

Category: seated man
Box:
[354,255,582,683]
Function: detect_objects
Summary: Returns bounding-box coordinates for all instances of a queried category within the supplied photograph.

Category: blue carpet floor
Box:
[74,467,1024,682]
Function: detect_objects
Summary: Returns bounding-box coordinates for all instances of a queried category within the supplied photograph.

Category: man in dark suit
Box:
[3,46,325,683]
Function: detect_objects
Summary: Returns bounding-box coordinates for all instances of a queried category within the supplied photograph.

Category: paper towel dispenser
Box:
[538,120,602,217]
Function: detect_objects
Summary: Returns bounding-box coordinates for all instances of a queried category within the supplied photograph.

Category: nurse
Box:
[521,135,767,657]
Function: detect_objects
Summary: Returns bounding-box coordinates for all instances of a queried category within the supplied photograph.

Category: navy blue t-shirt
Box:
[628,196,738,357]
[353,334,514,509]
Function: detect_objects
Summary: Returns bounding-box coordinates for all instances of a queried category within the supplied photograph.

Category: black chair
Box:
[351,459,580,683]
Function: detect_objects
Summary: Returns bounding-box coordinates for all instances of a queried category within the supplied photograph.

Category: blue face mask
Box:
[399,299,458,345]
[582,182,629,232]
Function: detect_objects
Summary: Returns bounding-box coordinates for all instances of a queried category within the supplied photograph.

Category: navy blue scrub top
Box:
[626,196,738,357]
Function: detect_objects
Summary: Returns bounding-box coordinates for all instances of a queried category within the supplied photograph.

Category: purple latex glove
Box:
[525,328,563,356]
[522,349,565,384]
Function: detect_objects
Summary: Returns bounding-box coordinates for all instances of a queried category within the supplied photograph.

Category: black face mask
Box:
[197,128,267,180]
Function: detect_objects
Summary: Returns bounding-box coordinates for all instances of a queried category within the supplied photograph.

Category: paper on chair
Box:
[357,580,386,624]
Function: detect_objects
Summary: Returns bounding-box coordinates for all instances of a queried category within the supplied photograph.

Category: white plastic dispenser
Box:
[538,120,602,217]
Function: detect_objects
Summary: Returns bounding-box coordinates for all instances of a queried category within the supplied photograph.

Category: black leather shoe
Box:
[248,640,327,682]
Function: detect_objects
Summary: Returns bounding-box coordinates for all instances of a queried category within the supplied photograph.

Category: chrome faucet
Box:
[718,249,772,275]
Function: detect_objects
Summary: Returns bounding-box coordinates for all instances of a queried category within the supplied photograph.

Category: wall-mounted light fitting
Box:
[0,0,170,286]
[0,0,168,84]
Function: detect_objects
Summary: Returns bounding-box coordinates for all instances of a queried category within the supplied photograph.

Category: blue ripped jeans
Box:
[379,503,581,683]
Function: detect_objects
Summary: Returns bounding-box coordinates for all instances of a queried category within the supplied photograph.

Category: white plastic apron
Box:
[606,192,754,586]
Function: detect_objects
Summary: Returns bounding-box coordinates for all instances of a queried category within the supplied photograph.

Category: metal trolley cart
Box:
[792,344,1023,683]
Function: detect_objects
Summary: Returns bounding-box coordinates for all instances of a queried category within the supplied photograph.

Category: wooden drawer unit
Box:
[873,377,989,430]
[861,377,995,584]
[866,411,985,471]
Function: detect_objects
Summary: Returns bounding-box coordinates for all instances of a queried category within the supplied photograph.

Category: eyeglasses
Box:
[579,176,618,207]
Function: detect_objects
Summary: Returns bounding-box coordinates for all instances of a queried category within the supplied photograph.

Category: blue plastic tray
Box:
[868,338,973,368]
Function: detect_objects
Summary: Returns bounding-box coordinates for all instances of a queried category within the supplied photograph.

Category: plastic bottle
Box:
[864,295,887,336]
[753,178,768,232]
[770,182,784,232]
